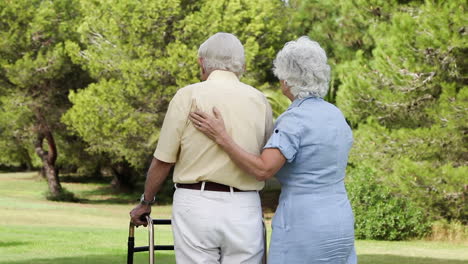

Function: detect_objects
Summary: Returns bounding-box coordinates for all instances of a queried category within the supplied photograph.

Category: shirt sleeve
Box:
[263,96,274,147]
[263,111,302,163]
[153,91,189,163]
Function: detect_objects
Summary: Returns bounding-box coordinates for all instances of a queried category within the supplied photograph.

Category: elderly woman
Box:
[189,36,357,263]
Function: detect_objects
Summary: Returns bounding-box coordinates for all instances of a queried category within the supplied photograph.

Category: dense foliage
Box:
[0,0,466,238]
[335,0,467,224]
[347,166,430,240]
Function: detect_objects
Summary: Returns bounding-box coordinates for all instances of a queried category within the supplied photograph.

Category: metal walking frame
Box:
[127,215,267,264]
[127,216,173,264]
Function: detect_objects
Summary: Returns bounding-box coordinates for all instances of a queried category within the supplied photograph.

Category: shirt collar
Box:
[207,70,239,81]
[288,96,323,110]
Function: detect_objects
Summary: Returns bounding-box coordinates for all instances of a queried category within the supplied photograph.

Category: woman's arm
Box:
[189,108,286,181]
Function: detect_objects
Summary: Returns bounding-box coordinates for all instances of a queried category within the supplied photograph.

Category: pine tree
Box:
[336,0,467,222]
[0,0,89,199]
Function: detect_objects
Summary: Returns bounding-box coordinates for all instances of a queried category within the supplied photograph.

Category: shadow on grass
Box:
[0,241,29,248]
[359,254,468,264]
[76,184,173,205]
[1,253,175,264]
[77,185,140,204]
[60,175,111,184]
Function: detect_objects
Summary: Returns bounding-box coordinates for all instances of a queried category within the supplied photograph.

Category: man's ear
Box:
[198,58,204,69]
[198,57,206,75]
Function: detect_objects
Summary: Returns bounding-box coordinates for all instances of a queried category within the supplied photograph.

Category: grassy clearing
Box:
[1,172,467,264]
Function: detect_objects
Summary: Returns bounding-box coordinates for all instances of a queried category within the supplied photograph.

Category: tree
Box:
[0,0,90,199]
[336,0,467,222]
[0,94,35,170]
[289,0,404,103]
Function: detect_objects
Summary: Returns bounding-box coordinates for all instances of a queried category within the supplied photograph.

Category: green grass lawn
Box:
[1,172,467,264]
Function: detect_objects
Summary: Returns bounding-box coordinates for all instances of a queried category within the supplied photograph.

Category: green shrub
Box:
[347,166,431,240]
[388,159,467,224]
[350,121,468,224]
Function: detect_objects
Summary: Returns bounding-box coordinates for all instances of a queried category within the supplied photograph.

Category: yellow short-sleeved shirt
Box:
[154,70,273,191]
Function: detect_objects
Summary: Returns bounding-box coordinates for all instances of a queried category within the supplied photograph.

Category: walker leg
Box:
[127,223,135,264]
[147,216,154,264]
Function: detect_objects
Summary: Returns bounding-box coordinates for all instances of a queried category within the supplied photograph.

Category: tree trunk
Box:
[41,157,61,195]
[110,161,135,192]
[34,113,62,197]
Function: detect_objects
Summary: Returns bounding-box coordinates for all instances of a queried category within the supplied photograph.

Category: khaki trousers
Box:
[172,187,264,264]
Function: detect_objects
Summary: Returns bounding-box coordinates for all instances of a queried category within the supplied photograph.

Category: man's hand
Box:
[130,204,152,227]
[129,158,173,227]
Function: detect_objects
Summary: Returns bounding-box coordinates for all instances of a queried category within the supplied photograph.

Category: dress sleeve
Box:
[263,111,302,163]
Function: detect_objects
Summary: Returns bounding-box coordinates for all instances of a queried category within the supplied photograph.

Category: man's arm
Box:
[129,157,174,226]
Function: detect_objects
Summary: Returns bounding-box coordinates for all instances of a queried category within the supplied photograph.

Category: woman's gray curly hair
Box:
[273,36,331,99]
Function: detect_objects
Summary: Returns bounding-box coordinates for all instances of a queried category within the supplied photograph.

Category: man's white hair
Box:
[198,32,245,77]
[273,36,331,99]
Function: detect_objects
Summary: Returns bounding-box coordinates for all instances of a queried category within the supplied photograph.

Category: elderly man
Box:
[130,32,273,263]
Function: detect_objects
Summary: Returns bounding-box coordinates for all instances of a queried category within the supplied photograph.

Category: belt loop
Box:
[174,183,178,189]
[201,181,206,194]
[229,186,234,196]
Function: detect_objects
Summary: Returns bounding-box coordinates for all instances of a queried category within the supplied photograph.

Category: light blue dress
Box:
[264,97,357,264]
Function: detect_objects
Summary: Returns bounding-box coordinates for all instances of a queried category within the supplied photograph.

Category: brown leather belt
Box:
[176,182,250,192]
